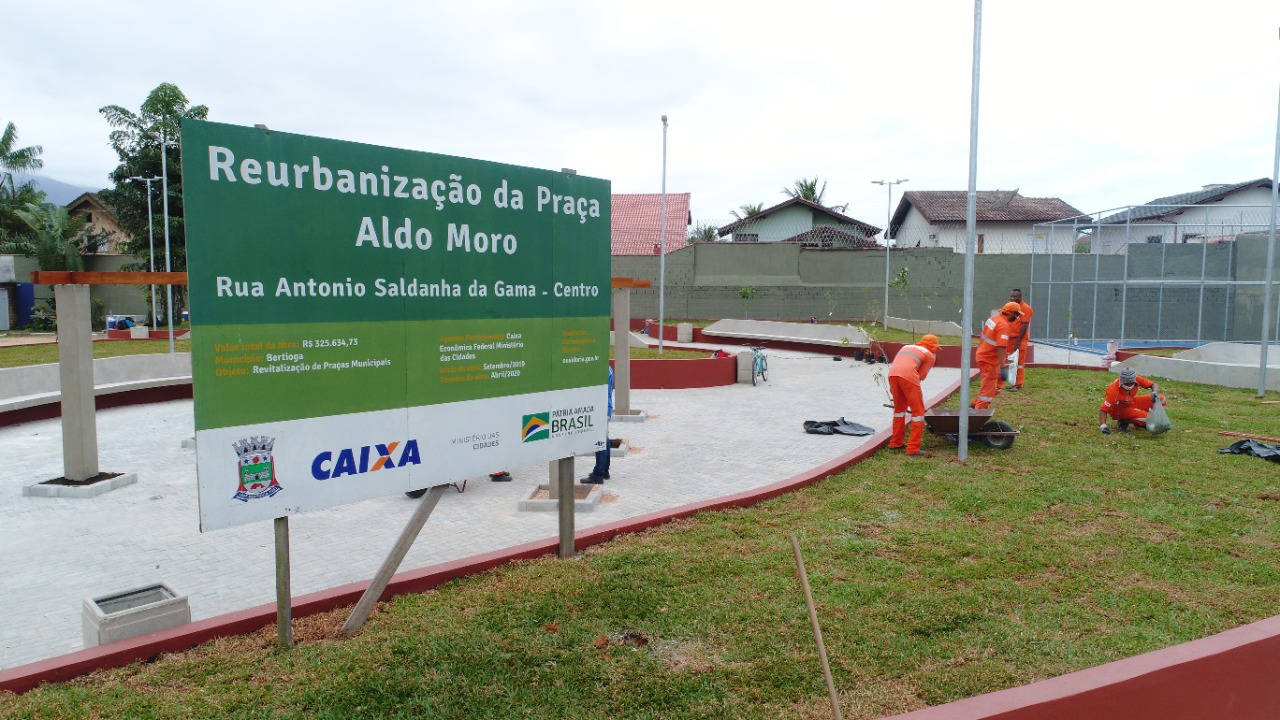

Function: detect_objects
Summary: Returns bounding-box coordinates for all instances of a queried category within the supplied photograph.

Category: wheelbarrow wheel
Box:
[979,420,1015,450]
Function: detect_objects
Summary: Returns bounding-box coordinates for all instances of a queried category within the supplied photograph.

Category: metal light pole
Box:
[958,0,984,461]
[658,115,669,355]
[872,179,908,328]
[159,130,175,354]
[1258,26,1280,397]
[127,175,160,328]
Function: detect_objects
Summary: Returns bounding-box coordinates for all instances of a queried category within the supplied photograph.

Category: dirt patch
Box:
[39,472,124,487]
[529,485,598,501]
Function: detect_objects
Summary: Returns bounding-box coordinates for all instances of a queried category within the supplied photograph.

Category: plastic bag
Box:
[1145,397,1171,434]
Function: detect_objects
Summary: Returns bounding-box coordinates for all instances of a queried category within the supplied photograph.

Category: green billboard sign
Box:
[183,120,610,530]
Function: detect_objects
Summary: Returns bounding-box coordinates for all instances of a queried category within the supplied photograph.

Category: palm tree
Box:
[782,177,827,205]
[0,121,44,201]
[687,222,719,243]
[782,177,849,212]
[730,203,764,221]
[0,202,91,271]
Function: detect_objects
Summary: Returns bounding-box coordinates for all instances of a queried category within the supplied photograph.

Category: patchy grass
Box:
[4,370,1280,719]
[613,347,717,361]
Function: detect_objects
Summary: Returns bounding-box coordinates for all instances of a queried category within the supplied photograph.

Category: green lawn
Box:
[0,339,192,369]
[3,370,1280,718]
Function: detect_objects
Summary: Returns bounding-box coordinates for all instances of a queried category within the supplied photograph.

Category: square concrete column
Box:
[613,287,632,415]
[55,284,99,481]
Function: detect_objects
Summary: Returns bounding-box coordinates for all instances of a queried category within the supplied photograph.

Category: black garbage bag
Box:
[1218,439,1280,463]
[803,417,876,436]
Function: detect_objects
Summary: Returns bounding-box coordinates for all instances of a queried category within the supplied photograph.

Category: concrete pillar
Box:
[55,285,99,481]
[613,287,632,415]
[555,457,575,558]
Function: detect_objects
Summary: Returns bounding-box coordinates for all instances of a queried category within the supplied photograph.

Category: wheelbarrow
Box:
[922,408,1018,450]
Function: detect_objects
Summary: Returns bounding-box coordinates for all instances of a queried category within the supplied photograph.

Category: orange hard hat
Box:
[1001,302,1022,316]
[919,334,939,351]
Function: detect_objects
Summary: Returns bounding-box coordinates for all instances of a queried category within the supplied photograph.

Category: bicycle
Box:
[750,345,768,386]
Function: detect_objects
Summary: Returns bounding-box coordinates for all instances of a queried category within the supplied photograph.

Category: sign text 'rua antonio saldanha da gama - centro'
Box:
[183,120,611,532]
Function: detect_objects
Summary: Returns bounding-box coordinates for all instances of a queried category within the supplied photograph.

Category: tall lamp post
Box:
[1258,26,1280,397]
[159,129,176,354]
[658,115,669,355]
[126,175,161,329]
[871,178,908,328]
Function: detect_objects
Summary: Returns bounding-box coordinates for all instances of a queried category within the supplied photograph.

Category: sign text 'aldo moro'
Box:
[183,120,610,531]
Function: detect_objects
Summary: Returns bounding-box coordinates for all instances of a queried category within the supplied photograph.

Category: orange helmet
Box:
[918,334,939,351]
[1001,302,1022,316]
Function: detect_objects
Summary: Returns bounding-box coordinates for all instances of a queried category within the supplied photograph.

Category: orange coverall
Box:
[973,313,1011,409]
[1100,376,1164,425]
[1005,300,1033,388]
[888,343,937,454]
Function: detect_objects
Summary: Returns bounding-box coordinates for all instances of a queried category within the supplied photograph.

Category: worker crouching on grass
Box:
[1099,367,1164,434]
[972,303,1020,410]
[889,334,939,457]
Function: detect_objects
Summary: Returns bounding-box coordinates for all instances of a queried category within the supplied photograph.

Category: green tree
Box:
[687,222,718,243]
[0,121,43,200]
[782,177,826,204]
[730,203,764,221]
[782,177,848,212]
[97,83,209,321]
[0,120,46,240]
[0,202,99,271]
[738,286,756,318]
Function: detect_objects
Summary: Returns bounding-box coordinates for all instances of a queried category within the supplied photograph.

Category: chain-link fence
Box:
[671,201,1278,349]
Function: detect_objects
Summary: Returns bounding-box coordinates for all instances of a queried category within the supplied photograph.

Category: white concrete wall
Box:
[0,353,191,408]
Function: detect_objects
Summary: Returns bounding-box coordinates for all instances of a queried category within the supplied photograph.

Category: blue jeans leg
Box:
[591,441,611,478]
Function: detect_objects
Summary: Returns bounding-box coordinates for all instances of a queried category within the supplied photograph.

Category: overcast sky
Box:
[5,0,1278,230]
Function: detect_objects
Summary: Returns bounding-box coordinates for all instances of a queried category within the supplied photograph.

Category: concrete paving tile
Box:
[0,346,973,671]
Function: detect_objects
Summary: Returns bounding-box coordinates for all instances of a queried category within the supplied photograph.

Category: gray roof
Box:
[889,190,1082,236]
[1096,178,1273,224]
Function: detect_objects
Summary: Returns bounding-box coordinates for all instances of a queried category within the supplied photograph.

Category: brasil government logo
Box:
[233,436,283,502]
[522,413,549,442]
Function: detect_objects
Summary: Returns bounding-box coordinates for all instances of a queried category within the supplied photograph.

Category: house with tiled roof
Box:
[888,190,1082,254]
[716,197,881,248]
[611,193,691,255]
[66,192,129,254]
[1090,179,1274,255]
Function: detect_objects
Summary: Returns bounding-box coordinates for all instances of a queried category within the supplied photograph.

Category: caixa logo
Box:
[311,440,422,480]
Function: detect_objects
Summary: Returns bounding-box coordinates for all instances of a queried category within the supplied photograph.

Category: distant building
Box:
[611,193,692,256]
[889,190,1082,254]
[66,192,129,255]
[1089,179,1274,255]
[716,197,880,247]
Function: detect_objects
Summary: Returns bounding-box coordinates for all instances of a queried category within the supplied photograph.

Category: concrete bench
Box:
[702,319,870,348]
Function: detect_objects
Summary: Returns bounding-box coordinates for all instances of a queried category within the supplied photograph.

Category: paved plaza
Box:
[0,342,981,671]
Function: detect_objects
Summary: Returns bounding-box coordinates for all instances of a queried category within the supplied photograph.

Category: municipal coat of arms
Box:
[232,436,283,502]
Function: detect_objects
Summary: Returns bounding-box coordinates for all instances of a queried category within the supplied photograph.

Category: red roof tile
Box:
[611,193,691,255]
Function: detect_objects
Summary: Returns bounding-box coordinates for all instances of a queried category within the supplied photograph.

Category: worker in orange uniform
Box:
[1099,367,1164,433]
[973,303,1020,409]
[888,334,940,457]
[1005,288,1033,392]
